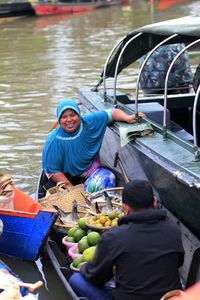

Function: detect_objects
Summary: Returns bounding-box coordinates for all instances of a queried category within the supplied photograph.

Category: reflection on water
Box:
[0,1,199,298]
[0,0,199,195]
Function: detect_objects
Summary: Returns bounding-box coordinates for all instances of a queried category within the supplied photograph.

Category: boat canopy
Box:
[104,16,200,78]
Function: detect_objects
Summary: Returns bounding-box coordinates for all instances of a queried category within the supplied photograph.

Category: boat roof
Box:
[104,16,200,78]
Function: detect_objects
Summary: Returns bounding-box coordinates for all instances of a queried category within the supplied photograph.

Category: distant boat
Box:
[0,188,57,261]
[31,0,120,17]
[0,1,35,19]
[156,0,191,11]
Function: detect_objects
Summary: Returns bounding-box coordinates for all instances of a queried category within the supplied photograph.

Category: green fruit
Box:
[68,227,78,237]
[78,238,90,254]
[87,232,101,246]
[67,236,75,243]
[87,229,93,235]
[83,246,96,262]
[73,256,83,268]
[108,211,117,220]
[78,217,88,231]
[73,228,86,242]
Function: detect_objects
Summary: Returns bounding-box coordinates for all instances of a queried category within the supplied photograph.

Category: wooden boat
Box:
[76,16,200,240]
[36,173,200,297]
[31,0,119,17]
[0,188,57,261]
[36,184,200,297]
[34,16,200,297]
[0,258,43,297]
[0,2,35,19]
[45,210,200,298]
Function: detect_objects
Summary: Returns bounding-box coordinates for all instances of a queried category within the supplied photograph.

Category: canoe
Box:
[0,258,43,297]
[31,0,120,17]
[35,174,200,295]
[0,188,57,261]
[0,2,35,18]
[77,16,200,240]
[43,206,200,298]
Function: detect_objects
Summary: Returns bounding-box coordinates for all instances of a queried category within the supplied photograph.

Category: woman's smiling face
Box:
[59,109,80,133]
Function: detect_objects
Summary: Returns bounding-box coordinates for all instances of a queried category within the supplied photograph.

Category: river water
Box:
[0,0,199,299]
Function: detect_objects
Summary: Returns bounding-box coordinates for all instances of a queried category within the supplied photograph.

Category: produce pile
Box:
[87,211,124,228]
[63,217,101,271]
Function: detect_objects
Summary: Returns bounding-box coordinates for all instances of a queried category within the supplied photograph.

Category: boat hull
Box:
[78,89,200,240]
[0,2,35,18]
[0,188,57,261]
[32,1,106,16]
[103,127,200,235]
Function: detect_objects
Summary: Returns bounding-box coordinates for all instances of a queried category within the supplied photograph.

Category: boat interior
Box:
[0,188,49,216]
[99,17,200,142]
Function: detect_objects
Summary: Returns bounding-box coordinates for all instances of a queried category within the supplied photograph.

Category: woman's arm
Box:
[50,172,72,186]
[112,108,144,124]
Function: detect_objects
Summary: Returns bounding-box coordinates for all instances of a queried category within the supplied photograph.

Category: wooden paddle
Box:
[0,279,43,293]
[18,280,43,292]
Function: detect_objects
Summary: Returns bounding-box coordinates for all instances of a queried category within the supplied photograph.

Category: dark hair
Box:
[122,180,154,210]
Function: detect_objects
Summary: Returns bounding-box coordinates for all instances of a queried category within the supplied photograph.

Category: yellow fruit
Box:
[83,246,96,262]
[118,212,125,218]
[99,215,107,224]
[96,223,103,227]
[104,220,111,227]
[87,232,101,246]
[97,213,103,218]
[111,219,118,227]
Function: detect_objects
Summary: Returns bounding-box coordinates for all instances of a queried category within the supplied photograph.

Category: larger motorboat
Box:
[77,16,200,240]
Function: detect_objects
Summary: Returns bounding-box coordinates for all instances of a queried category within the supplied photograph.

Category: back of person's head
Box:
[122,180,154,210]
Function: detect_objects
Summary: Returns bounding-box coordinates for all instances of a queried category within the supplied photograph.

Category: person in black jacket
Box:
[69,179,185,300]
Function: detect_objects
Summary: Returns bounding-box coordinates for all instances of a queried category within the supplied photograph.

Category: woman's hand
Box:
[112,108,145,124]
[125,112,145,124]
[51,172,73,186]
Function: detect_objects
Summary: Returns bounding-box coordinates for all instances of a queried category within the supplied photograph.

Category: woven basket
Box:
[39,183,87,213]
[87,187,123,205]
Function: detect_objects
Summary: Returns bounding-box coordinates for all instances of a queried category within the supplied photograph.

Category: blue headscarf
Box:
[56,99,81,121]
[42,99,109,176]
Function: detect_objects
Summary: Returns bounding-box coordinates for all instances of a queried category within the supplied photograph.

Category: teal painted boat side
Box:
[78,87,200,239]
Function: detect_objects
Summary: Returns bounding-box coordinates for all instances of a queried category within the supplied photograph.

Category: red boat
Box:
[31,0,118,16]
[149,0,191,11]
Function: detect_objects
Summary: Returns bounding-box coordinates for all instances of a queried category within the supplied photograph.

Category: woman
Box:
[42,99,143,193]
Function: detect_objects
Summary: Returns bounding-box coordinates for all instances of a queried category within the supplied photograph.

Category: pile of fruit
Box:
[87,211,125,228]
[65,217,101,270]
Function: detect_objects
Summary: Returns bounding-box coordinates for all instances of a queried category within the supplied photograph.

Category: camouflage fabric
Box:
[193,64,200,92]
[139,44,193,93]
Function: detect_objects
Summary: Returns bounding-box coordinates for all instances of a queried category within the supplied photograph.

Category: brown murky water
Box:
[0,0,199,194]
[0,0,199,298]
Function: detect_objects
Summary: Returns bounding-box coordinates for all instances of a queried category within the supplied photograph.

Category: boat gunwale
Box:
[78,88,200,184]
